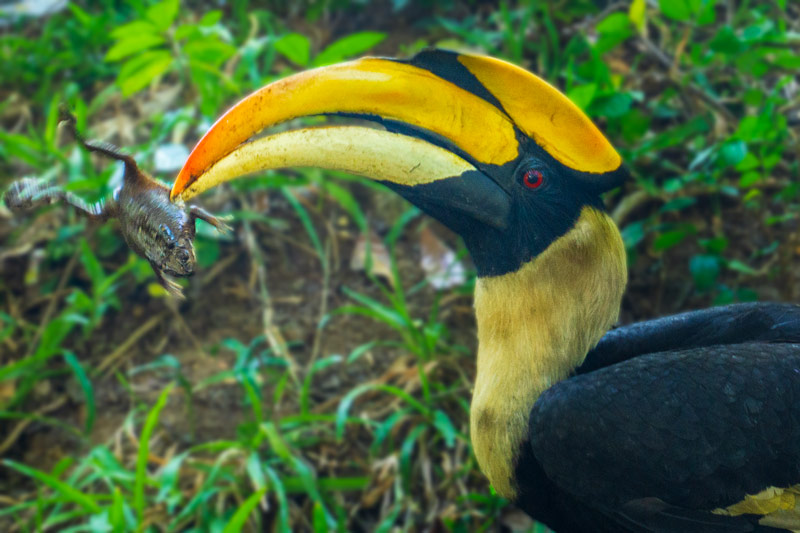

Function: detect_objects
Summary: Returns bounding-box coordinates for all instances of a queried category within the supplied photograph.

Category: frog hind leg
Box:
[60,108,140,177]
[5,177,113,222]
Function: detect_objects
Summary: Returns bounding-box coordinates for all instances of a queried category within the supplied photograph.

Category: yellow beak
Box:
[170,52,621,203]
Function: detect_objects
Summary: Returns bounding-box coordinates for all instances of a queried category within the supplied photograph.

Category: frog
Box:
[4,113,230,298]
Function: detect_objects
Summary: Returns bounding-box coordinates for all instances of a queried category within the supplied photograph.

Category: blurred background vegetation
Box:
[0,0,798,531]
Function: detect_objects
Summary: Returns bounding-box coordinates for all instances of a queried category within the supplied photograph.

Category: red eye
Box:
[523,169,544,189]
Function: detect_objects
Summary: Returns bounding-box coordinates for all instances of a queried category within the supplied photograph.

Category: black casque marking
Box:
[398,49,509,114]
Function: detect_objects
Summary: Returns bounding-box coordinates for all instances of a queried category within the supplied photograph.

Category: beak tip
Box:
[170,174,188,201]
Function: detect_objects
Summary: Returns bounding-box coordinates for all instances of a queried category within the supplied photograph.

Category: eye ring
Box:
[522,169,544,189]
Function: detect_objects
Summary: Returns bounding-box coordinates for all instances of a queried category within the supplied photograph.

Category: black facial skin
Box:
[4,115,230,298]
[383,130,628,278]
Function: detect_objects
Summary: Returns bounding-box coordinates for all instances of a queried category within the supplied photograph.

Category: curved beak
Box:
[171,55,518,230]
[170,51,621,232]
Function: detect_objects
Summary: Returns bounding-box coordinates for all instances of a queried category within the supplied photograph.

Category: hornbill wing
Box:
[578,303,800,374]
[529,342,800,532]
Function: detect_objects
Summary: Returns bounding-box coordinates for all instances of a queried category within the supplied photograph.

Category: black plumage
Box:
[514,303,800,532]
[579,303,800,373]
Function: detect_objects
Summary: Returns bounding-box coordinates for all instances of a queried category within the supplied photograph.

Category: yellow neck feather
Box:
[470,207,627,498]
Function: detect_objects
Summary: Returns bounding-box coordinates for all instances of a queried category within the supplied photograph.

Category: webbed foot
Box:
[5,178,61,211]
[152,265,186,299]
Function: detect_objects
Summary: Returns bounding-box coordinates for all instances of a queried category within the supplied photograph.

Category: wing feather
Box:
[530,342,800,531]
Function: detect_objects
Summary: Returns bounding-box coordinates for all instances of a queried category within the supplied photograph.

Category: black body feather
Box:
[514,303,800,532]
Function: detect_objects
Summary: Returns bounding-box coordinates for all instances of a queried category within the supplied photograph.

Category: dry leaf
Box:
[0,378,16,404]
[419,227,466,290]
[137,84,182,118]
[350,230,394,287]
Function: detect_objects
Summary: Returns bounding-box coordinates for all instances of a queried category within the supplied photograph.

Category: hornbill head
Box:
[171,49,627,277]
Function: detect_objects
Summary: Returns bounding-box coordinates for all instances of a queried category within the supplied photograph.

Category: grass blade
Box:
[2,459,101,513]
[63,351,95,433]
[222,487,267,533]
[135,382,175,526]
[336,384,429,440]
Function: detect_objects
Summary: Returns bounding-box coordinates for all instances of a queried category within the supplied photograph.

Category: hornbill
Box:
[169,50,800,532]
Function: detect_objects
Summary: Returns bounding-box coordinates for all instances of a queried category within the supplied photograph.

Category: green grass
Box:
[1,0,797,531]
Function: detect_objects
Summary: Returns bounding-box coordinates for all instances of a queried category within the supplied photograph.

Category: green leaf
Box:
[660,197,696,213]
[156,451,189,509]
[719,140,747,166]
[283,189,325,263]
[260,422,292,461]
[659,0,715,23]
[313,502,328,533]
[621,221,646,249]
[734,151,760,171]
[146,0,180,32]
[593,92,632,118]
[200,10,222,26]
[290,456,324,504]
[194,237,220,268]
[629,0,646,31]
[433,410,457,447]
[597,12,631,34]
[105,34,166,62]
[773,50,800,69]
[135,383,175,525]
[399,425,426,488]
[336,384,427,440]
[313,31,386,66]
[567,83,597,110]
[695,0,717,25]
[264,467,291,533]
[727,259,757,275]
[184,40,237,66]
[79,238,104,287]
[689,254,720,291]
[110,20,160,40]
[222,488,267,533]
[117,51,173,96]
[275,33,311,66]
[654,229,688,251]
[246,452,266,490]
[63,352,95,433]
[346,341,380,364]
[109,487,125,533]
[301,355,342,414]
[659,0,693,21]
[700,237,728,254]
[33,317,76,361]
[2,459,101,513]
[321,181,368,232]
[174,23,199,41]
[710,26,744,54]
[739,171,761,187]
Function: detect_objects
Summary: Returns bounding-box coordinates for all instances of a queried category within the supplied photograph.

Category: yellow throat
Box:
[470,207,627,498]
